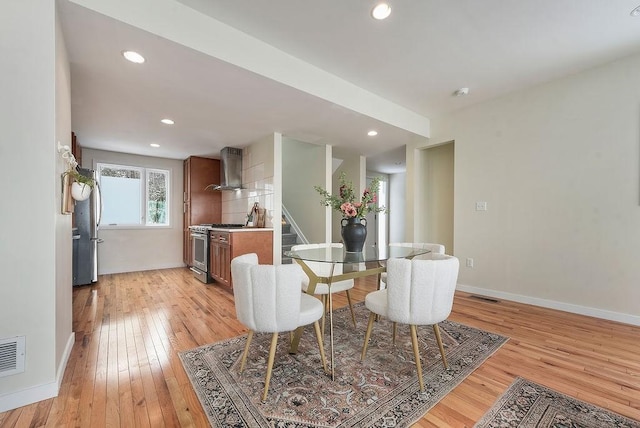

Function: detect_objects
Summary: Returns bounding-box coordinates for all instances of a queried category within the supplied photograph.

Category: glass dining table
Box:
[284,244,431,379]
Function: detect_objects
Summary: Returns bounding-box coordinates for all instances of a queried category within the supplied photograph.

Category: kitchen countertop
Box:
[209,227,274,232]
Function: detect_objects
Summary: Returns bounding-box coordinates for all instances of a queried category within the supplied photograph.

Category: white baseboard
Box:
[456,283,640,327]
[99,262,185,275]
[0,332,75,413]
[57,332,75,389]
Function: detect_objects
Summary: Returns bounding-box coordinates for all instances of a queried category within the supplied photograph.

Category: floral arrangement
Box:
[314,172,386,218]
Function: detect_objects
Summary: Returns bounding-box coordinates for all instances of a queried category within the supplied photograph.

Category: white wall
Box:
[81,149,184,274]
[405,136,430,240]
[0,1,73,411]
[418,52,640,325]
[54,6,75,386]
[388,172,406,242]
[282,138,327,243]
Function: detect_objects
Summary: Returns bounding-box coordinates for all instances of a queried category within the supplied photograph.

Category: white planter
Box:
[71,181,92,201]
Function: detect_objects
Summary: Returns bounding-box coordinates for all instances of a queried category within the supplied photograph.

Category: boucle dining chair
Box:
[361,254,459,392]
[291,243,358,329]
[378,243,446,290]
[231,253,327,402]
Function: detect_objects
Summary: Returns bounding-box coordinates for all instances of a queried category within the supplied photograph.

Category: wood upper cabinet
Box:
[183,156,222,265]
[71,132,82,167]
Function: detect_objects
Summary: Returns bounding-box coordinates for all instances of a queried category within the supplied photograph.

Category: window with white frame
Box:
[97,163,170,227]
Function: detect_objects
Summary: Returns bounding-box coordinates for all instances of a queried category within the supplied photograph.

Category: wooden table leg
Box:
[288,258,385,382]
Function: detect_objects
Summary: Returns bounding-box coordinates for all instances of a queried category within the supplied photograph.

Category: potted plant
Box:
[314,172,386,252]
[64,168,95,201]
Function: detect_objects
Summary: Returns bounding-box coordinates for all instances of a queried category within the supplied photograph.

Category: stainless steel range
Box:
[189,223,244,283]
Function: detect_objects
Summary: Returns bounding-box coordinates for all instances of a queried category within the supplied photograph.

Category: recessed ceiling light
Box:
[371,3,391,20]
[453,87,470,97]
[161,118,174,125]
[150,143,160,148]
[368,130,378,136]
[122,50,145,64]
[631,5,640,16]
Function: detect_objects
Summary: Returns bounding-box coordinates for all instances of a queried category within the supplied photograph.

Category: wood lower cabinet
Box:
[209,230,273,287]
[209,232,231,286]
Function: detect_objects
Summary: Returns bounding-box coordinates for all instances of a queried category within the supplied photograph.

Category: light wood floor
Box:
[1,267,639,427]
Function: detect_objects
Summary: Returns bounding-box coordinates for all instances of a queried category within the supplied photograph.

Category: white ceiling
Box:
[59,1,640,173]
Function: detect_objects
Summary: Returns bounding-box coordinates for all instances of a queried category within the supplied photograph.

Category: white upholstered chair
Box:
[231,253,327,401]
[379,243,446,289]
[291,243,357,329]
[361,254,459,392]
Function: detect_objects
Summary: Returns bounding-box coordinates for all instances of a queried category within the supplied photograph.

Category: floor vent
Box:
[0,336,26,378]
[469,294,500,304]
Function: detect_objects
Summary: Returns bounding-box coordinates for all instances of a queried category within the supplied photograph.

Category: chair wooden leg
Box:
[433,324,448,369]
[239,330,253,373]
[313,321,328,373]
[392,322,397,345]
[410,325,425,392]
[361,312,376,360]
[262,333,279,402]
[345,290,357,327]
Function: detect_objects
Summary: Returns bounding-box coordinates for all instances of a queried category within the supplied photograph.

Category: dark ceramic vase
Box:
[341,217,367,252]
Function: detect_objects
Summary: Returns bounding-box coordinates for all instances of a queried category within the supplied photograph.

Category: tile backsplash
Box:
[221,144,274,227]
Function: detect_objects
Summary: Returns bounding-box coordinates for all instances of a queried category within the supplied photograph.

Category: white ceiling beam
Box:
[68,0,430,138]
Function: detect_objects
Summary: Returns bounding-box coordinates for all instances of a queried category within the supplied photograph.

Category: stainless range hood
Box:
[207,147,243,191]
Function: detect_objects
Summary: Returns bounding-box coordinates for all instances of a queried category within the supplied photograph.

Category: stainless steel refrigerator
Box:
[72,168,102,286]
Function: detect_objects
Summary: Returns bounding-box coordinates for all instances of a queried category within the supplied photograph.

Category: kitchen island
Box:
[209,227,273,287]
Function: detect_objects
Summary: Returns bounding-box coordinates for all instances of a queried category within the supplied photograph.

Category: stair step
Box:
[281,214,297,263]
[282,233,298,245]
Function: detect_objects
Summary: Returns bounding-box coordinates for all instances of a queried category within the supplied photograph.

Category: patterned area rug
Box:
[179,302,507,427]
[475,377,640,427]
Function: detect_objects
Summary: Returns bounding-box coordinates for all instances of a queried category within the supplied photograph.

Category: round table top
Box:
[284,244,430,264]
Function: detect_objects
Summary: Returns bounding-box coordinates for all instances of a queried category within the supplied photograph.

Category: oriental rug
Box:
[179,303,507,428]
[474,377,640,427]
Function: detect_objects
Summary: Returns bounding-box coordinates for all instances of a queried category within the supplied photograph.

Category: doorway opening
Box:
[365,176,387,248]
[418,141,454,254]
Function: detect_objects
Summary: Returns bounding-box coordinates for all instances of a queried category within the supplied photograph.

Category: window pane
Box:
[99,165,143,225]
[147,170,169,225]
[97,163,170,228]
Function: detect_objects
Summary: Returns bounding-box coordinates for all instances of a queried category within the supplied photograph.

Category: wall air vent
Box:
[0,336,26,378]
[469,294,500,304]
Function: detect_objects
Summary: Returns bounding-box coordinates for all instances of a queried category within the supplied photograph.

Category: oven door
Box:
[191,232,208,272]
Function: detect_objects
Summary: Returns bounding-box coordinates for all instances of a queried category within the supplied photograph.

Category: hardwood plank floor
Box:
[1,267,638,427]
